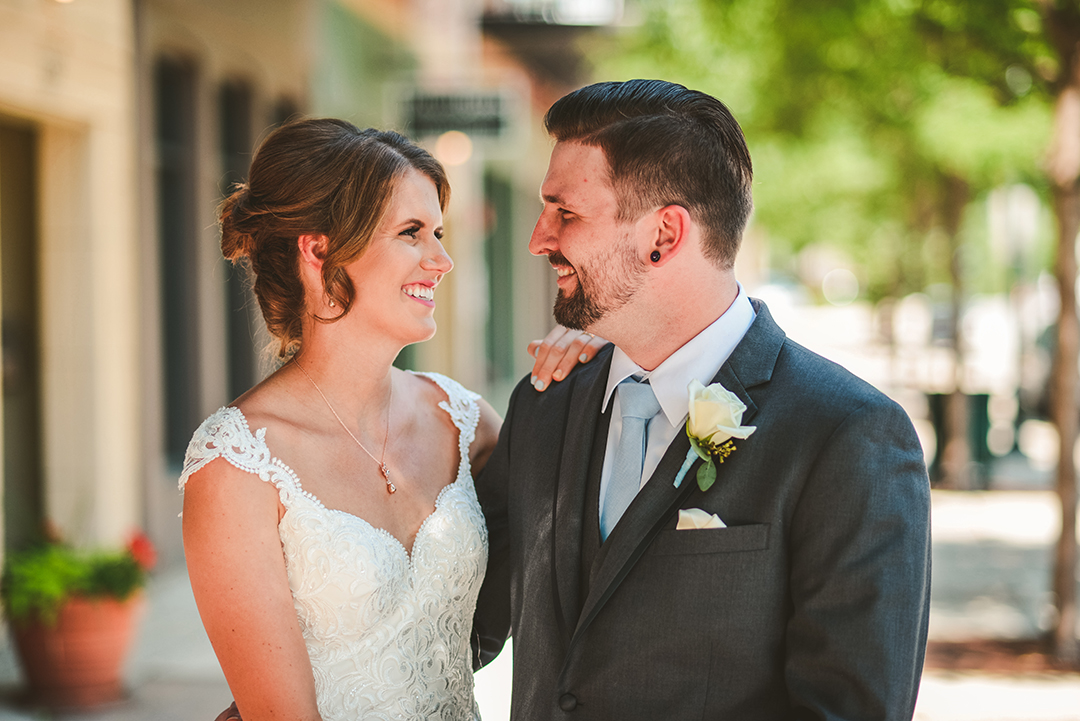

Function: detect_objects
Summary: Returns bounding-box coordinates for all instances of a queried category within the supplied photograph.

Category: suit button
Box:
[559,693,578,711]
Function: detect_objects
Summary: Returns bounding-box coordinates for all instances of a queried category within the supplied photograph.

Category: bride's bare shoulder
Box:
[230,368,313,439]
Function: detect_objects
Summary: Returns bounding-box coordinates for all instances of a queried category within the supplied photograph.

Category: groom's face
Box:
[530,141,647,332]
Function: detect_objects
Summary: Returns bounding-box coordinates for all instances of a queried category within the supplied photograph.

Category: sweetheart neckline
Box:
[261,424,467,560]
[291,474,464,562]
[219,370,473,559]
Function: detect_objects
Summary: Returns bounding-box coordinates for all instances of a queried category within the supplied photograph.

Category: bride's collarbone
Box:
[285,419,460,528]
[247,372,464,537]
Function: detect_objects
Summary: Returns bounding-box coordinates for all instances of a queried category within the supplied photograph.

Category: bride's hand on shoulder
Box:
[527,326,607,392]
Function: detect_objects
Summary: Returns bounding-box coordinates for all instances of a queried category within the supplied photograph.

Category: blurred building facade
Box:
[0,0,616,565]
[0,0,142,561]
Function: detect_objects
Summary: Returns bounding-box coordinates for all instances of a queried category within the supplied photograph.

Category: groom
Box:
[471,79,932,719]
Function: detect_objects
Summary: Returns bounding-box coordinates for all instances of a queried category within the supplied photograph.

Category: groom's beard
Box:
[550,238,645,331]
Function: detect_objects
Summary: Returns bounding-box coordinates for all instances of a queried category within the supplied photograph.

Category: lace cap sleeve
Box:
[411,372,481,466]
[178,408,298,507]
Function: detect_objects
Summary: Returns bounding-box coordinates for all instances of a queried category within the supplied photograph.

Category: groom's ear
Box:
[648,204,691,267]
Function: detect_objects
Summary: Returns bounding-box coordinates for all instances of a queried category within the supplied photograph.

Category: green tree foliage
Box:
[595,0,1050,299]
[905,0,1080,665]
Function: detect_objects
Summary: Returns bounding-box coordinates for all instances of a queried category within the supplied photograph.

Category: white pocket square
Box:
[676,508,727,530]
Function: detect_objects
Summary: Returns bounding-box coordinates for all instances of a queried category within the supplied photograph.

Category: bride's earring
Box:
[328,297,336,308]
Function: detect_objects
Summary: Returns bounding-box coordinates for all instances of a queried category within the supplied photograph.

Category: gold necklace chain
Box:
[292,358,396,494]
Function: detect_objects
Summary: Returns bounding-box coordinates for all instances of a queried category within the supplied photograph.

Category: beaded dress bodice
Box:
[179,372,487,721]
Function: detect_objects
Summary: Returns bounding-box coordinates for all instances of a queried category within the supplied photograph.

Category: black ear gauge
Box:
[650,250,661,263]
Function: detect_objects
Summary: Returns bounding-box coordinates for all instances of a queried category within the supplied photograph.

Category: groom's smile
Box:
[549,253,578,288]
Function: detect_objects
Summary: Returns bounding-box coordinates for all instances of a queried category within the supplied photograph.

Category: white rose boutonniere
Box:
[685,379,756,491]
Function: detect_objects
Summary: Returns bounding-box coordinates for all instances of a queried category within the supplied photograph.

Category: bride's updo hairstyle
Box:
[219,118,450,357]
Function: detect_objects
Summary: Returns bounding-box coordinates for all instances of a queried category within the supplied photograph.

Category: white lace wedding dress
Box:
[179,372,488,721]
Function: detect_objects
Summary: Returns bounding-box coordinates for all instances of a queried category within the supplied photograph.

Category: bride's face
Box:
[343,168,452,346]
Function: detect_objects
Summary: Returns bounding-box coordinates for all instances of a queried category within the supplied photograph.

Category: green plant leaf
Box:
[2,542,147,625]
[697,458,717,492]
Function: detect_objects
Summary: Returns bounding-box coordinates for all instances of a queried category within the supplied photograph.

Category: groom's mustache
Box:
[547,251,572,270]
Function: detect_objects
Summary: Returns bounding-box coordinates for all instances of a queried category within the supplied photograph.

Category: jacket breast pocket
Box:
[649,523,770,556]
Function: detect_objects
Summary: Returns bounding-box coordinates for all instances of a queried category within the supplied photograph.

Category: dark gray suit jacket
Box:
[473,301,932,720]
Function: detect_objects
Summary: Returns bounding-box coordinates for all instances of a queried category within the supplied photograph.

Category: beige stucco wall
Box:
[0,0,140,547]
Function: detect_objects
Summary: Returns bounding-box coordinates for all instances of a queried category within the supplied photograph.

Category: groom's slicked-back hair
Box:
[544,79,753,269]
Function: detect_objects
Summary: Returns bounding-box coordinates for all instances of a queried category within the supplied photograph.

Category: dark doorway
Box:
[219,79,258,400]
[155,56,202,468]
[0,118,44,551]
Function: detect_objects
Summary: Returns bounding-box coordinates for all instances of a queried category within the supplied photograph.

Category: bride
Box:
[180,118,599,721]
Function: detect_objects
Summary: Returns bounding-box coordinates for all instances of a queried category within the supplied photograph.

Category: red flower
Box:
[127,531,157,572]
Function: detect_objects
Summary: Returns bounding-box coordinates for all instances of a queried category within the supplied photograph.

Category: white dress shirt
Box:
[598,287,756,520]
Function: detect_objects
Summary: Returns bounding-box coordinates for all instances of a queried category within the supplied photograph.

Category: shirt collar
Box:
[602,286,756,427]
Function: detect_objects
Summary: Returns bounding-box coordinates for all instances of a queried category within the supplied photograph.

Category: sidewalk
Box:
[916,488,1080,721]
[0,487,1077,720]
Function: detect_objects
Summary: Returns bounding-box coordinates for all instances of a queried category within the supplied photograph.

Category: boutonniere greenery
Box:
[685,379,756,491]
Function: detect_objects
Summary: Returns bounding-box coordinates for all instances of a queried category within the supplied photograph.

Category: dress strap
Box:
[410,372,481,475]
[178,407,301,508]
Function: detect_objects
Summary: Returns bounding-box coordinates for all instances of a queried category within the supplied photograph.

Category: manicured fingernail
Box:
[531,375,537,386]
[579,353,588,363]
[553,369,565,381]
[535,380,546,391]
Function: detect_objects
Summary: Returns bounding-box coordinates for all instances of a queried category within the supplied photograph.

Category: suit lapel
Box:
[570,300,784,641]
[574,427,699,637]
[712,363,759,426]
[551,346,613,643]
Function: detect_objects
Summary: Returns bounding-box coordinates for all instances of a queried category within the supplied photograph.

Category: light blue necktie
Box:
[601,378,661,541]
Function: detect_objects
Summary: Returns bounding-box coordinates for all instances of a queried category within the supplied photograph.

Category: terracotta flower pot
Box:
[10,592,145,709]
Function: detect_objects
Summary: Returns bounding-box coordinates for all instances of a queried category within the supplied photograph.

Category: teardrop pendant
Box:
[380,463,396,494]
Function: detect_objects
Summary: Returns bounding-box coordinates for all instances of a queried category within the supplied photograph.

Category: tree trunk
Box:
[939,174,972,490]
[1041,0,1080,662]
[1047,71,1080,663]
[1050,177,1079,665]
